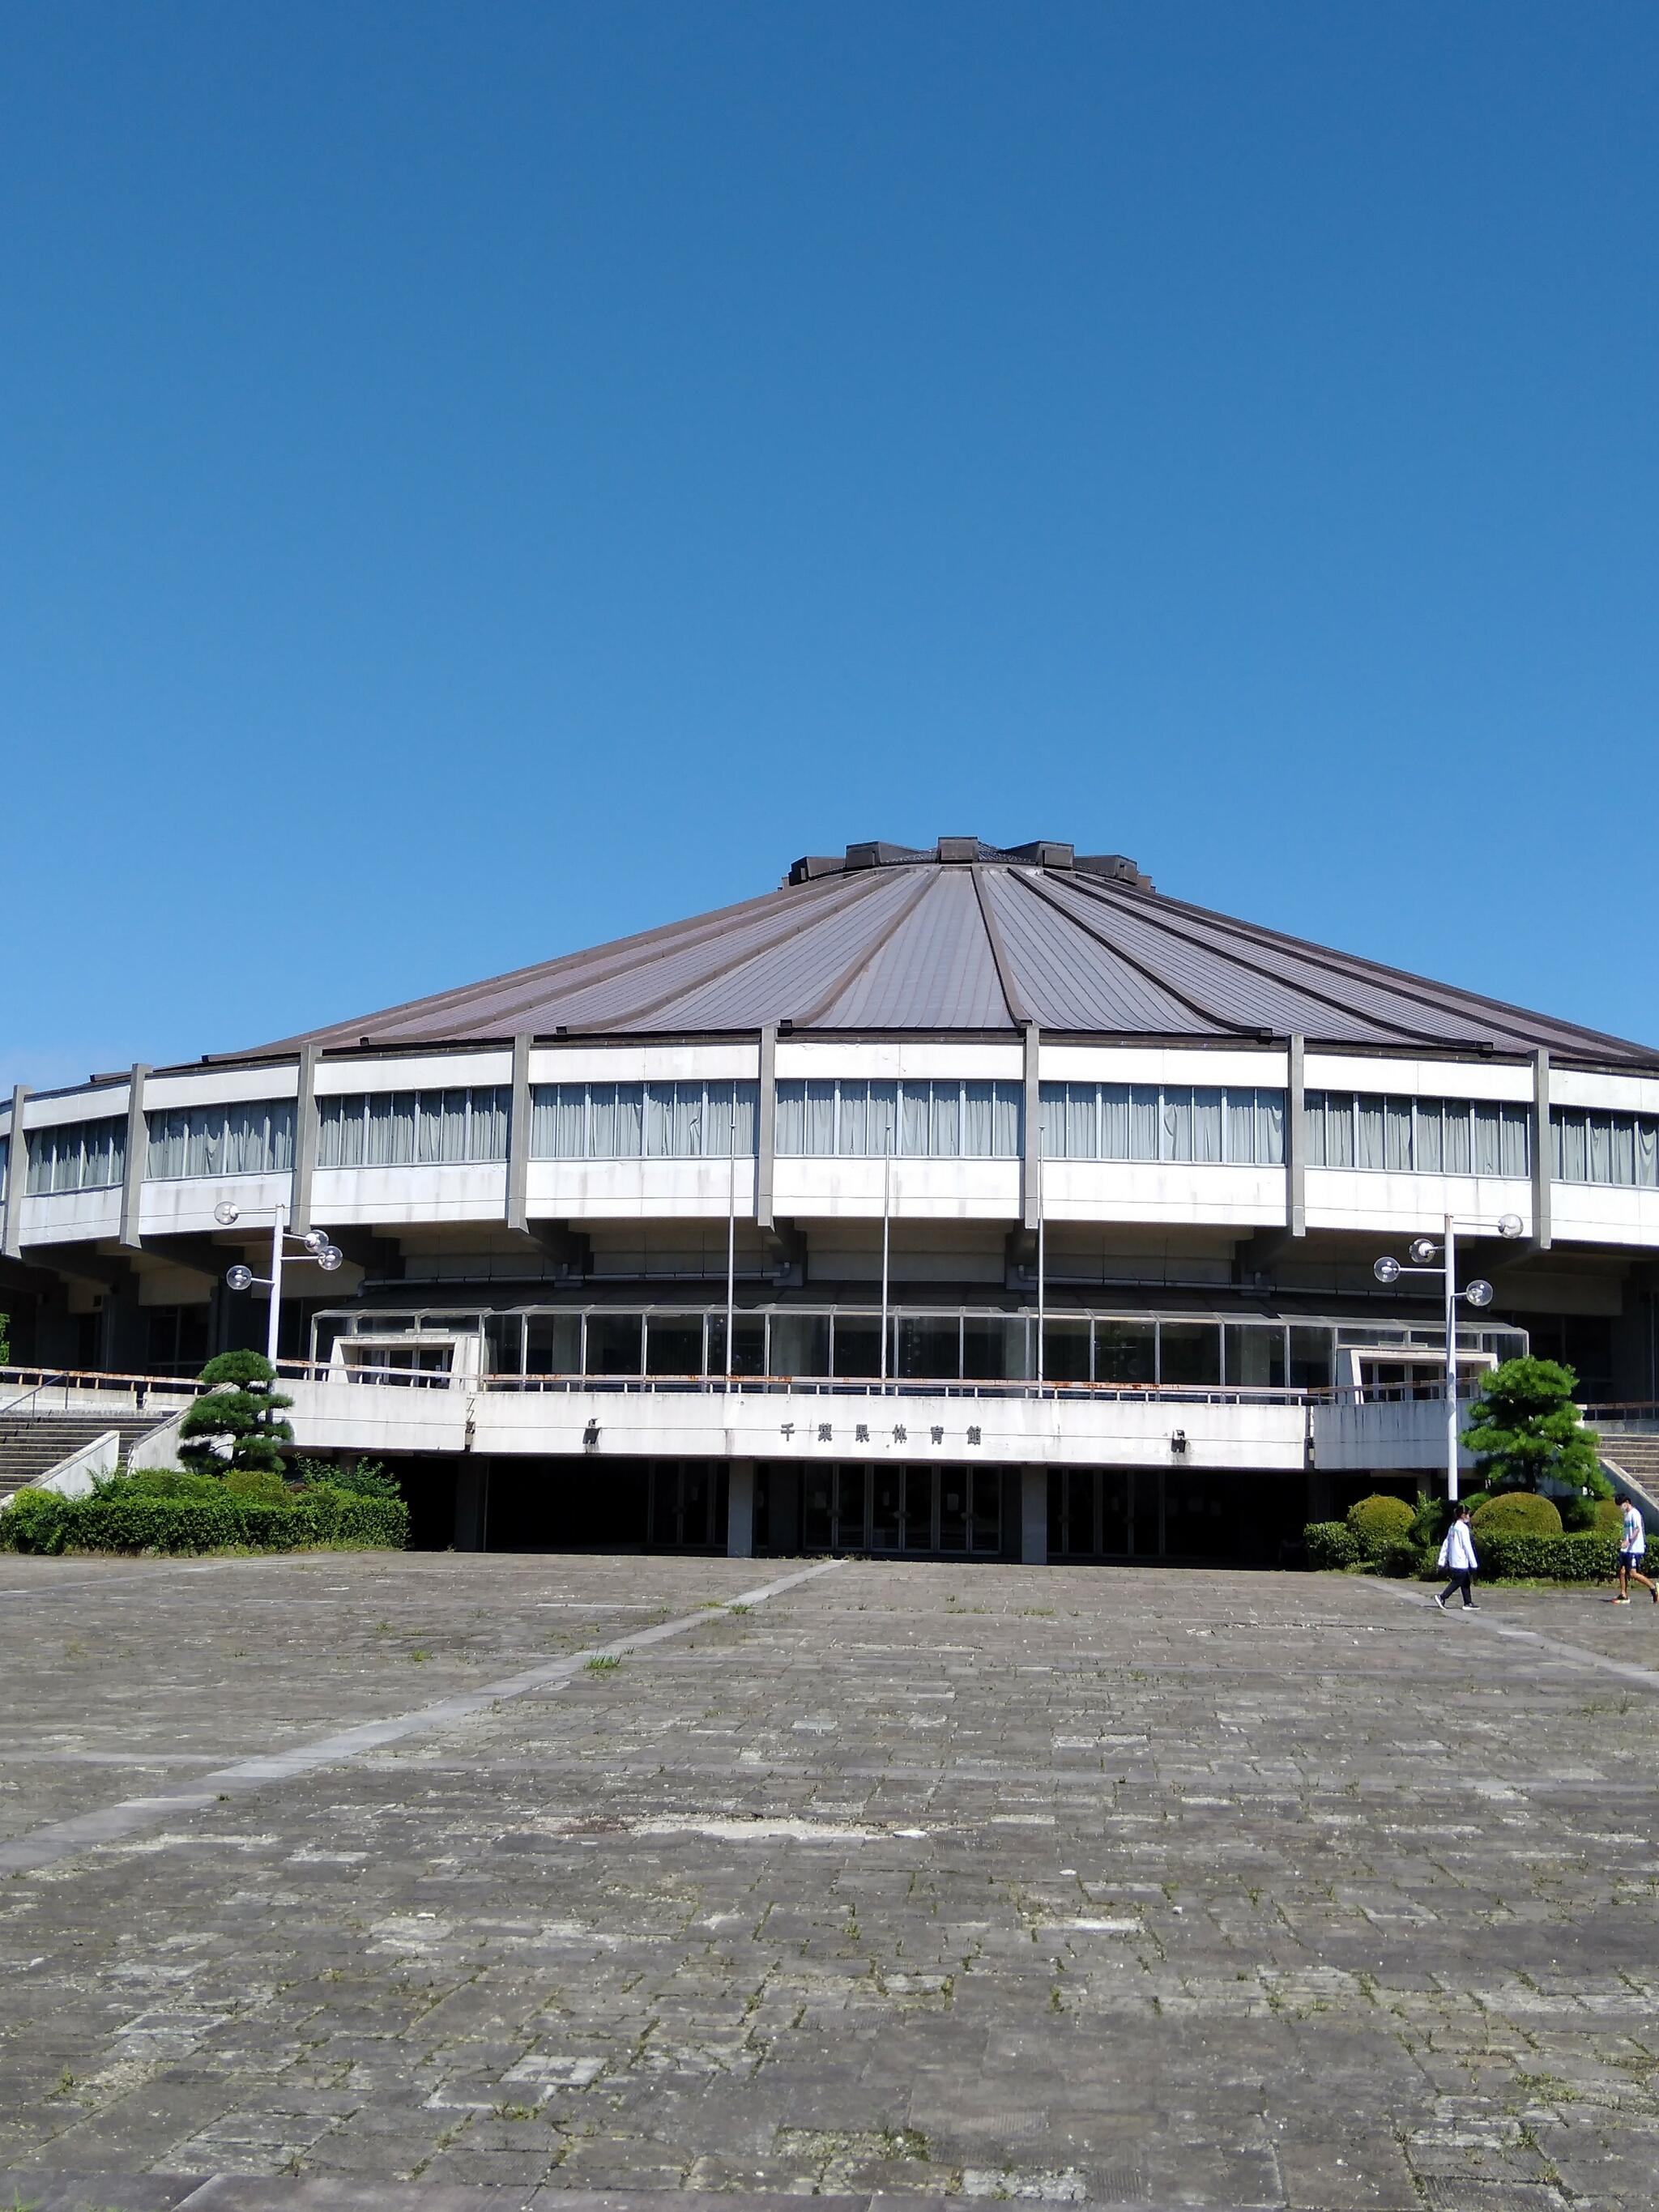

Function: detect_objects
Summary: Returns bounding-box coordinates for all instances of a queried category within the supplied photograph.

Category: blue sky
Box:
[6,2,1657,1093]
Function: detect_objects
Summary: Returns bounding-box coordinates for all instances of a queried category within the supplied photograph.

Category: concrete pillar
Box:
[755,1025,777,1231]
[118,1064,149,1252]
[1532,1047,1551,1251]
[1021,1024,1042,1233]
[289,1045,320,1237]
[727,1458,756,1558]
[1020,1465,1047,1564]
[1286,1034,1306,1239]
[2,1085,30,1259]
[505,1032,531,1234]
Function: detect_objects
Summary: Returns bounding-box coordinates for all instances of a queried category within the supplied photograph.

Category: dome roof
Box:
[241,838,1658,1067]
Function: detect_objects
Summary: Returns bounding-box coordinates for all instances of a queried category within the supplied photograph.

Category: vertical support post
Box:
[880,1149,891,1383]
[1532,1047,1551,1251]
[727,1459,755,1558]
[289,1045,320,1237]
[2,1085,30,1259]
[505,1033,531,1235]
[1036,1174,1046,1383]
[725,1139,736,1383]
[755,1025,777,1232]
[118,1064,150,1252]
[1021,1023,1042,1234]
[1286,1034,1306,1238]
[1444,1215,1460,1503]
[267,1202,286,1366]
[1020,1465,1047,1564]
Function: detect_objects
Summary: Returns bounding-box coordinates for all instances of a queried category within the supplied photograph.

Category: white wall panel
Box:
[525,1160,757,1219]
[21,1085,130,1132]
[1550,1068,1659,1114]
[144,1066,301,1110]
[1039,1046,1285,1087]
[1548,1183,1659,1248]
[774,1158,1020,1220]
[527,1043,759,1084]
[17,1188,123,1244]
[139,1170,295,1238]
[310,1163,510,1225]
[1305,1055,1532,1101]
[1041,1161,1284,1227]
[313,1050,513,1096]
[777,1042,1023,1080]
[1304,1169,1533,1237]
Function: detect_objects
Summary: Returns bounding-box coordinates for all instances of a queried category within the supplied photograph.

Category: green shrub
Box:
[1305,1520,1362,1569]
[1472,1491,1562,1538]
[1477,1531,1618,1583]
[1346,1494,1416,1558]
[1593,1497,1626,1535]
[113,1468,228,1502]
[222,1467,293,1504]
[1380,1540,1424,1578]
[292,1455,402,1501]
[0,1482,408,1556]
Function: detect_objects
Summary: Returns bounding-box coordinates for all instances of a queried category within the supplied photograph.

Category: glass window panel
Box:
[1384,1096,1413,1171]
[867,1080,897,1157]
[937,1469,968,1552]
[804,1080,835,1156]
[1257,1089,1285,1164]
[1326,1093,1355,1168]
[1224,1323,1286,1388]
[524,1314,581,1375]
[899,1082,930,1157]
[1555,1109,1586,1182]
[895,1315,961,1380]
[1038,1318,1088,1383]
[966,1315,1032,1380]
[871,1465,904,1551]
[831,1315,885,1378]
[644,1082,672,1157]
[1639,1117,1659,1189]
[1039,1084,1065,1157]
[1162,1086,1192,1161]
[1356,1094,1384,1170]
[1288,1326,1334,1389]
[802,1468,834,1551]
[1610,1115,1636,1185]
[704,1080,733,1158]
[931,1081,962,1158]
[770,1312,830,1376]
[1224,1090,1256,1164]
[1100,1084,1131,1160]
[1129,1084,1158,1157]
[646,1315,703,1375]
[1159,1321,1221,1386]
[1094,1320,1155,1385]
[732,1080,757,1155]
[1499,1103,1529,1178]
[962,1080,993,1157]
[774,1080,805,1155]
[992,1080,1021,1157]
[584,1314,643,1376]
[836,1079,868,1156]
[1059,1081,1091,1160]
[968,1468,1001,1553]
[671,1081,702,1156]
[1192,1087,1222,1163]
[1589,1113,1614,1183]
[1473,1102,1502,1177]
[1302,1090,1326,1168]
[706,1312,766,1377]
[1444,1102,1472,1174]
[1415,1100,1443,1174]
[614,1082,643,1157]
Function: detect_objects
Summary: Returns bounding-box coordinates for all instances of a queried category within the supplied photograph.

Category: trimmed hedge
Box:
[1305,1520,1363,1569]
[0,1481,407,1556]
[1474,1531,1621,1583]
[1471,1491,1562,1537]
[1346,1494,1416,1558]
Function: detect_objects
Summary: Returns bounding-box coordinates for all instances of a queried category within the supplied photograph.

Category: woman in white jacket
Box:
[1435,1506,1479,1610]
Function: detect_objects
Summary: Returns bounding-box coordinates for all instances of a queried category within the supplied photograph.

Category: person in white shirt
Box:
[1614,1495,1656,1605]
[1435,1506,1479,1610]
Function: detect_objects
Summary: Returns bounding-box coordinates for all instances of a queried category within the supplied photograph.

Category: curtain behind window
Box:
[1224,1090,1255,1164]
[1414,1102,1443,1174]
[774,1081,805,1155]
[1356,1095,1384,1171]
[1192,1088,1222,1162]
[1444,1106,1472,1174]
[804,1080,835,1155]
[867,1080,897,1157]
[1303,1092,1328,1167]
[836,1080,868,1156]
[1589,1114,1614,1183]
[1638,1119,1659,1188]
[1384,1097,1413,1171]
[930,1082,962,1157]
[1257,1091,1285,1164]
[899,1083,930,1156]
[1064,1082,1095,1160]
[962,1081,992,1157]
[1162,1087,1192,1162]
[1473,1103,1502,1177]
[1499,1105,1529,1178]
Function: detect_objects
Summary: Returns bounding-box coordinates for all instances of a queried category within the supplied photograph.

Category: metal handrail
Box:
[0,1372,68,1421]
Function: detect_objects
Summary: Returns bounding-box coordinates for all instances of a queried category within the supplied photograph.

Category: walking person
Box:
[1435,1505,1479,1611]
[1614,1494,1657,1605]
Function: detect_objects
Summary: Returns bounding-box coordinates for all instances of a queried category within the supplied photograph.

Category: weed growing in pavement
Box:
[586,1654,621,1672]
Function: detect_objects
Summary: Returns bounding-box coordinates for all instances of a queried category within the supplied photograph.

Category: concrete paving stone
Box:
[8,1558,1659,2203]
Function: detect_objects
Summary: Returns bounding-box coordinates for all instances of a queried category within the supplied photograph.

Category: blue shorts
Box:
[1621,1549,1646,1572]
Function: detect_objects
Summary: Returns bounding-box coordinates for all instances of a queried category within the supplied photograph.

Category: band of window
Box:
[1550,1106,1659,1188]
[318,1089,510,1168]
[1039,1083,1285,1166]
[531,1080,759,1160]
[23,1116,127,1196]
[775,1078,1021,1157]
[146,1102,296,1180]
[1305,1092,1530,1177]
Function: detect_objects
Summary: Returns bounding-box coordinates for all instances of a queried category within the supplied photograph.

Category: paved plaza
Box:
[3,1553,1659,2211]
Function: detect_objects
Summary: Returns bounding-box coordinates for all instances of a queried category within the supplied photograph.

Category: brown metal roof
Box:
[231,838,1659,1066]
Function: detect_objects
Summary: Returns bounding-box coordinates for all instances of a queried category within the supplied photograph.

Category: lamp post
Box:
[215,1199,343,1364]
[1373,1211,1525,1502]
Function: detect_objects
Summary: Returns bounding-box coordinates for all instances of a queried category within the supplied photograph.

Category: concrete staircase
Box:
[1597,1426,1659,1528]
[0,1411,172,1501]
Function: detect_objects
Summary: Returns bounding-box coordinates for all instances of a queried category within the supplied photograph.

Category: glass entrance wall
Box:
[1047,1469,1305,1565]
[774,1464,1010,1557]
[312,1304,1526,1387]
